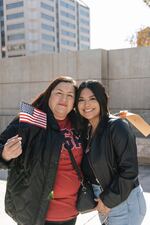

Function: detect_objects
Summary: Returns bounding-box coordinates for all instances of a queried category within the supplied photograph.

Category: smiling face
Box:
[48,82,75,120]
[77,88,100,128]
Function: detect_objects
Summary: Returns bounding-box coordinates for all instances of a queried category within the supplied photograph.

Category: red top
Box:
[45,117,83,221]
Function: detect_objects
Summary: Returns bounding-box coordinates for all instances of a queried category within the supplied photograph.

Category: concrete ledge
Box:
[137,137,150,165]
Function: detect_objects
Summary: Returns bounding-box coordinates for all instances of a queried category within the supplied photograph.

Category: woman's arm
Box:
[2,135,22,161]
[0,117,22,168]
[100,119,138,208]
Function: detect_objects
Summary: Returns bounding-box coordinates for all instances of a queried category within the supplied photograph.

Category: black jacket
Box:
[0,107,79,225]
[82,116,139,208]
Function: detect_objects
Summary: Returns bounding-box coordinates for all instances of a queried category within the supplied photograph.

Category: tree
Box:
[137,27,150,47]
[143,0,150,7]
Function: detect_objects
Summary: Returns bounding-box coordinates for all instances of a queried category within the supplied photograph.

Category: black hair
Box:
[75,80,109,130]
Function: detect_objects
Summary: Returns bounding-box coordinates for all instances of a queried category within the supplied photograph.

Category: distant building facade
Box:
[0,0,5,57]
[0,0,90,58]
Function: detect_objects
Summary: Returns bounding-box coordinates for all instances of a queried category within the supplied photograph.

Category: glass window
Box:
[1,24,4,31]
[80,44,89,50]
[61,20,75,29]
[7,23,24,30]
[41,2,54,11]
[41,23,54,32]
[80,18,89,26]
[61,39,76,47]
[61,11,75,20]
[61,30,75,38]
[0,10,3,16]
[80,27,89,34]
[7,43,25,51]
[41,13,54,21]
[6,1,23,10]
[80,36,89,42]
[0,17,4,22]
[79,9,89,17]
[7,12,24,20]
[7,33,25,41]
[60,1,75,11]
[0,1,3,7]
[42,33,55,41]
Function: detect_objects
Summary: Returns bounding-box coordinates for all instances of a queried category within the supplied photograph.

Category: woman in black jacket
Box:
[0,76,83,225]
[76,80,146,225]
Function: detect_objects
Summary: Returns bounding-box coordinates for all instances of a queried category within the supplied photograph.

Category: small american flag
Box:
[19,102,47,129]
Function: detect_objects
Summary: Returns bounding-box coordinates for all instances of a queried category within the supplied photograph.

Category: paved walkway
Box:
[0,166,150,225]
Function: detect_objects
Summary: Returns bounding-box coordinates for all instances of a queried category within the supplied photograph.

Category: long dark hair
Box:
[75,80,109,130]
[32,76,77,111]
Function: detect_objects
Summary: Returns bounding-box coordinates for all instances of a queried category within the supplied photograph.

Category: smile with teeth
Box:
[84,109,93,112]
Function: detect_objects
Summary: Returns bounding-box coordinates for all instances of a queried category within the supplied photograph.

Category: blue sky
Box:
[83,0,150,50]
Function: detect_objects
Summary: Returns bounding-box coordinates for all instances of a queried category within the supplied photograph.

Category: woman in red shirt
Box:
[0,76,83,225]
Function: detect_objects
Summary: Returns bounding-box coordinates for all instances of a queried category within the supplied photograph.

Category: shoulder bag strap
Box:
[67,147,83,183]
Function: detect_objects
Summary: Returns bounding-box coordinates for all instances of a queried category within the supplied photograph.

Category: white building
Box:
[0,0,90,58]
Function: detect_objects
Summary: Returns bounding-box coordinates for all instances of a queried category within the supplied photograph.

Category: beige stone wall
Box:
[0,49,107,131]
[0,47,150,163]
[137,138,150,165]
[108,47,150,111]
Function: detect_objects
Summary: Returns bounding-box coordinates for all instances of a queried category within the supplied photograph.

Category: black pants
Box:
[44,218,76,225]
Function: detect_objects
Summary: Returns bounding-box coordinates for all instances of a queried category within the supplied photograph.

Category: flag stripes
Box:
[19,102,47,129]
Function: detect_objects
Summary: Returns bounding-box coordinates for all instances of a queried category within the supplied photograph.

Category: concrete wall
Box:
[0,47,150,164]
[108,47,150,124]
[0,49,107,132]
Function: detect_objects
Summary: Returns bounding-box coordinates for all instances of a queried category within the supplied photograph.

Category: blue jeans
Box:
[108,185,146,225]
[92,184,108,224]
[93,185,146,225]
